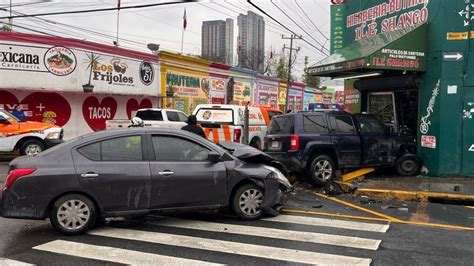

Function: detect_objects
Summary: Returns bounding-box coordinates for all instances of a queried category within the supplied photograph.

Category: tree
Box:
[239,48,266,73]
[302,56,320,88]
[275,56,288,80]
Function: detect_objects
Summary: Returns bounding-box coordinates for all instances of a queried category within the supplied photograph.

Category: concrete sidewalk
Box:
[352,176,474,202]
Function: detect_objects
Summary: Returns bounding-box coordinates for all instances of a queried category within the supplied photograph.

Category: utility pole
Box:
[8,0,12,31]
[282,34,301,113]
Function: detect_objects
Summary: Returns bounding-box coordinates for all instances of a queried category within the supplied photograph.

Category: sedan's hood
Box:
[219,141,273,164]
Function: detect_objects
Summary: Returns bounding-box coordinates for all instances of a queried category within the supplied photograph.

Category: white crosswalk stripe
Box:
[263,214,391,232]
[0,258,33,266]
[89,227,372,265]
[148,217,381,250]
[25,214,389,265]
[33,240,221,265]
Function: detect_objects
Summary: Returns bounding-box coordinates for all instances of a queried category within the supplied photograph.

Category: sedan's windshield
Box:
[0,109,20,122]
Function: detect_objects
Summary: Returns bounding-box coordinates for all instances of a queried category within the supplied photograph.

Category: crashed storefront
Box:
[0,32,160,139]
[309,0,474,177]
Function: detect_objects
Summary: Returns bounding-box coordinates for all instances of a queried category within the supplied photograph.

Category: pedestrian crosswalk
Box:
[2,214,390,265]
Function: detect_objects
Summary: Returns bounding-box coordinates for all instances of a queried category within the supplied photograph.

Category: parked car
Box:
[0,108,63,156]
[265,110,421,185]
[106,109,188,129]
[0,128,291,235]
[192,104,282,149]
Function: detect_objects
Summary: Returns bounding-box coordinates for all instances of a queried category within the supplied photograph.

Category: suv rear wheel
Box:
[308,155,335,185]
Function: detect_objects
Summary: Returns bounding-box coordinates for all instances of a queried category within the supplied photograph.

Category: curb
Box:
[354,188,474,202]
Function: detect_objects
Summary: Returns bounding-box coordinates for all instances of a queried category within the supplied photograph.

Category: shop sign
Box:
[0,90,71,126]
[278,88,287,105]
[210,78,226,103]
[314,94,323,103]
[0,43,44,72]
[139,61,154,86]
[0,41,160,96]
[44,46,76,76]
[421,135,436,149]
[82,96,118,131]
[257,84,278,108]
[330,4,346,53]
[346,0,429,41]
[166,72,202,96]
[345,93,359,104]
[233,81,251,102]
[370,48,424,70]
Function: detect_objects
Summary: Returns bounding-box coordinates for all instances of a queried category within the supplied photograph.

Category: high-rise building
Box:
[237,11,265,72]
[201,19,234,65]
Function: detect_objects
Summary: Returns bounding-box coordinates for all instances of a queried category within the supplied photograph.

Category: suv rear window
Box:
[303,115,328,133]
[136,110,163,121]
[269,116,294,134]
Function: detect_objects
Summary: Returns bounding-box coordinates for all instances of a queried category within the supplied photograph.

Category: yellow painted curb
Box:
[354,188,474,202]
[309,193,474,231]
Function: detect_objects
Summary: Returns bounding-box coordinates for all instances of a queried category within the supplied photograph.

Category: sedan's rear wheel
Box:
[232,184,264,220]
[50,194,97,235]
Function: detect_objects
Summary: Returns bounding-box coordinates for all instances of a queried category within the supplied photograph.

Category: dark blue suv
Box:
[264,110,420,185]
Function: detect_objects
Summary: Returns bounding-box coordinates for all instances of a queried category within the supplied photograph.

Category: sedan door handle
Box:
[81,173,99,178]
[158,170,174,176]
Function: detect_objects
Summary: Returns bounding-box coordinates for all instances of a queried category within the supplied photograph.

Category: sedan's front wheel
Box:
[50,194,97,235]
[232,184,264,220]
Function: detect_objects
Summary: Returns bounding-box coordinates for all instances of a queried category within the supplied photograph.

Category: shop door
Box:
[367,93,397,132]
[462,88,474,177]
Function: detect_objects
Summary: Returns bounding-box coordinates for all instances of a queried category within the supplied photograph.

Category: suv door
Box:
[148,134,227,209]
[354,114,394,166]
[328,114,361,167]
[73,134,151,213]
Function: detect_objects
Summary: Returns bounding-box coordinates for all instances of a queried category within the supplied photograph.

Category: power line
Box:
[0,0,196,19]
[271,0,329,53]
[246,0,328,56]
[295,0,329,40]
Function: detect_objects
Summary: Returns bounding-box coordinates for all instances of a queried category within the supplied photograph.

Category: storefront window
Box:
[368,93,396,132]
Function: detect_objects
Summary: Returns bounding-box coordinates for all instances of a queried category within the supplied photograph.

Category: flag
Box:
[183,8,187,30]
[117,0,121,10]
[269,46,273,59]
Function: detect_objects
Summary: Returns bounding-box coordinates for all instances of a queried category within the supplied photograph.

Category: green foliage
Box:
[302,56,320,88]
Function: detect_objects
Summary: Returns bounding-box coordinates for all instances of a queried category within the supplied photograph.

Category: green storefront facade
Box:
[309,0,474,177]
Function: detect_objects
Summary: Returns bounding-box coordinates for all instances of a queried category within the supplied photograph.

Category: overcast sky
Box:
[0,0,332,80]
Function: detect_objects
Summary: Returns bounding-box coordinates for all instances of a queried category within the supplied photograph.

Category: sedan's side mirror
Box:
[207,151,221,163]
[0,117,10,125]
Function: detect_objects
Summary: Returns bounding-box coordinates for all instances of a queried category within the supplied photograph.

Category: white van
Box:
[192,104,282,149]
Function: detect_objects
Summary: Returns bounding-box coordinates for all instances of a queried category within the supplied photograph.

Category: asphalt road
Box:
[0,161,473,265]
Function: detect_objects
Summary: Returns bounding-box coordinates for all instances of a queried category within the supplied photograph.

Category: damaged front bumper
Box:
[261,177,293,216]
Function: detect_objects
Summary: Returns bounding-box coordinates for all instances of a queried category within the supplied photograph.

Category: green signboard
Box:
[330,4,346,54]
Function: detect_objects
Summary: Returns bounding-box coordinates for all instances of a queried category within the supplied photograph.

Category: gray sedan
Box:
[0,128,292,235]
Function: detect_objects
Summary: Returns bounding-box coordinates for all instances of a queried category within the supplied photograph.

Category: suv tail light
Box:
[5,168,36,188]
[290,135,299,151]
[234,128,242,143]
